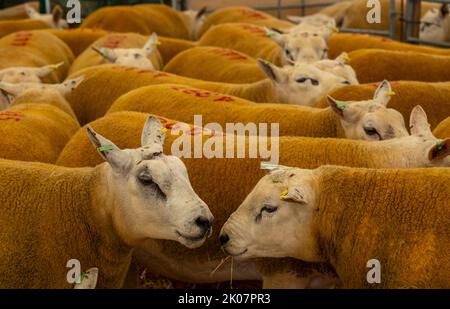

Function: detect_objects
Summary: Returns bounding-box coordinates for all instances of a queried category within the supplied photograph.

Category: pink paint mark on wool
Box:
[0,111,24,121]
[209,48,248,61]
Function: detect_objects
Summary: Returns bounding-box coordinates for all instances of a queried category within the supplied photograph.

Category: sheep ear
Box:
[440,4,449,17]
[196,7,207,19]
[280,178,311,204]
[287,15,305,24]
[52,5,63,25]
[0,91,11,110]
[25,3,38,17]
[327,95,350,118]
[373,80,393,106]
[409,105,432,136]
[257,59,285,83]
[264,27,285,46]
[141,116,166,147]
[428,138,450,161]
[92,47,117,62]
[143,33,159,56]
[36,62,63,77]
[87,127,132,174]
[74,267,99,289]
[335,52,350,64]
[63,75,84,91]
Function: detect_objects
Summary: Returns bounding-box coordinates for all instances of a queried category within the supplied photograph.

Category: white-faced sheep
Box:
[69,32,163,75]
[221,164,450,288]
[25,3,67,29]
[55,107,449,285]
[0,116,213,288]
[107,81,406,141]
[420,4,450,42]
[67,64,348,124]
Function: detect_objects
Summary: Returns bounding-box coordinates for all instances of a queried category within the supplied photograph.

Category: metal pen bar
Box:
[389,0,396,38]
[406,36,450,47]
[340,27,391,36]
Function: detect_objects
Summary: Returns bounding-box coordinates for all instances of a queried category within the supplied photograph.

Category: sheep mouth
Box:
[176,230,209,242]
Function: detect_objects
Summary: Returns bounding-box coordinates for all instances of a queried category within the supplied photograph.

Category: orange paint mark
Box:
[0,111,24,121]
[151,72,170,78]
[171,86,235,102]
[11,32,33,47]
[102,35,126,48]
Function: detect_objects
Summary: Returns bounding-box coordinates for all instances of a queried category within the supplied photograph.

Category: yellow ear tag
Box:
[280,189,289,199]
[342,55,350,62]
[386,91,396,97]
[328,24,339,33]
[160,128,168,135]
[153,41,161,46]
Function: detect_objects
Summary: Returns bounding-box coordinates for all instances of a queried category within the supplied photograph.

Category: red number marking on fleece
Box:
[210,48,248,61]
[240,9,268,20]
[238,24,266,37]
[171,86,235,102]
[0,111,24,121]
[102,35,126,48]
[11,32,33,46]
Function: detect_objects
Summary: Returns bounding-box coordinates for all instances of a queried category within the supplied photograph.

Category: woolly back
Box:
[158,36,196,64]
[314,81,450,129]
[12,88,78,121]
[0,19,49,39]
[69,32,163,75]
[433,117,450,139]
[0,31,74,82]
[107,84,336,137]
[0,103,80,163]
[198,6,293,37]
[198,23,282,65]
[45,28,108,56]
[316,165,450,288]
[164,46,266,83]
[81,5,190,40]
[329,33,450,59]
[348,49,450,83]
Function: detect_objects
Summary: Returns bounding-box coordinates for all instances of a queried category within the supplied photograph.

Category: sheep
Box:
[163,46,267,84]
[0,62,62,84]
[0,75,84,101]
[11,87,78,120]
[420,4,450,42]
[198,23,282,65]
[179,7,208,40]
[313,81,450,130]
[0,31,74,81]
[0,116,214,288]
[25,3,67,29]
[347,49,450,83]
[433,116,450,140]
[81,4,190,40]
[164,48,357,85]
[55,107,449,285]
[107,81,406,141]
[328,33,450,59]
[220,164,450,288]
[198,6,293,37]
[0,102,79,163]
[316,1,353,26]
[0,2,39,20]
[67,63,348,124]
[69,33,163,75]
[44,28,108,56]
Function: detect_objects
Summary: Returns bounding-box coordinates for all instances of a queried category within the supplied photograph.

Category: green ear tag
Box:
[267,32,275,38]
[336,102,348,110]
[98,145,114,152]
[436,140,444,150]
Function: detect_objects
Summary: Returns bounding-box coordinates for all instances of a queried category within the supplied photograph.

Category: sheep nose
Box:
[195,216,211,231]
[219,233,230,246]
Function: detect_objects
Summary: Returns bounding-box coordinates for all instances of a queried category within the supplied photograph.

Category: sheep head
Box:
[258,59,349,106]
[25,4,68,29]
[92,33,159,71]
[220,166,321,262]
[265,28,328,64]
[86,116,214,248]
[419,4,449,42]
[0,62,63,84]
[327,80,409,141]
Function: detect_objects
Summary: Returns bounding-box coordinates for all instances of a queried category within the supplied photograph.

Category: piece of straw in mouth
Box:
[209,255,231,277]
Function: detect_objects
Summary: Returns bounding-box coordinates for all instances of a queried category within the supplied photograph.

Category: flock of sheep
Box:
[0,1,448,289]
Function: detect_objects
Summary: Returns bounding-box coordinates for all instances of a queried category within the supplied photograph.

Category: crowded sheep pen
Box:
[0,0,448,291]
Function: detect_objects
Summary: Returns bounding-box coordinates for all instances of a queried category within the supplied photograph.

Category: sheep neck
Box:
[314,167,448,288]
[236,79,279,103]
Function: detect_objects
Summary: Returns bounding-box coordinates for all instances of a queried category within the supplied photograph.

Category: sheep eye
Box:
[153,151,162,157]
[296,77,308,83]
[134,53,141,59]
[342,80,351,85]
[262,205,278,214]
[138,174,167,199]
[20,72,26,76]
[363,126,381,139]
[139,175,154,185]
[310,78,319,86]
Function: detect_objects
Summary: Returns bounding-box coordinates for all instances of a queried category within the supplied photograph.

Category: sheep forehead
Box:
[285,35,325,49]
[291,63,323,76]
